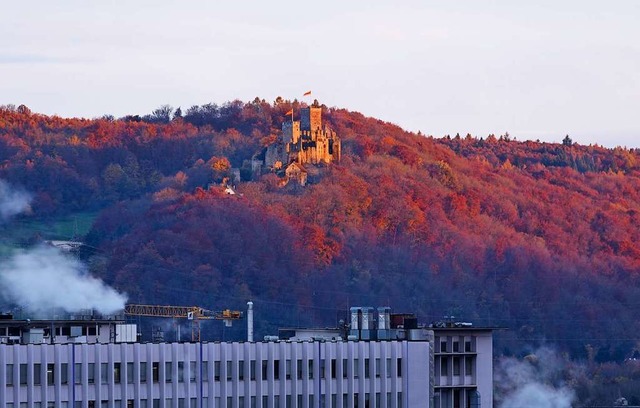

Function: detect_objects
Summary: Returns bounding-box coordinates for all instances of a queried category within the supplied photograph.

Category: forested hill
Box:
[2,101,640,361]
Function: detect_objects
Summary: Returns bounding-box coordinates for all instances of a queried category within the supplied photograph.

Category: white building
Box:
[0,309,493,408]
[432,323,493,408]
[0,341,426,408]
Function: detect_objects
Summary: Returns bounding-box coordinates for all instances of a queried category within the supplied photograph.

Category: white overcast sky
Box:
[1,1,639,147]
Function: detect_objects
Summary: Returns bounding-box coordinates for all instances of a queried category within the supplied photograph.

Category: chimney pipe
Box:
[247,301,254,342]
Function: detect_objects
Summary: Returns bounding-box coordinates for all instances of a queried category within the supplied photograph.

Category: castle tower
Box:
[300,107,322,132]
[282,121,300,145]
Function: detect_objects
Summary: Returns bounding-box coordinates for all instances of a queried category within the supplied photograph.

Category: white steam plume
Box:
[0,179,32,222]
[495,347,575,408]
[0,246,127,315]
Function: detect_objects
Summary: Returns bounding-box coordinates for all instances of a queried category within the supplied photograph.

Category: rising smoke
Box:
[495,347,575,408]
[0,179,31,222]
[0,246,127,315]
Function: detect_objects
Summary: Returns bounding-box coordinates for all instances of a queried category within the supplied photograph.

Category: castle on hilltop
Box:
[263,106,340,184]
[240,104,341,186]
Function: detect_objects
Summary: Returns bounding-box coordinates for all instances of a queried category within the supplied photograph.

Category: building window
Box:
[47,363,55,385]
[178,398,185,408]
[74,363,82,384]
[397,358,402,377]
[274,360,280,380]
[214,361,221,381]
[239,397,245,408]
[140,362,147,383]
[127,362,134,384]
[34,363,42,385]
[441,357,448,376]
[88,363,95,384]
[127,401,134,408]
[353,359,359,378]
[178,362,185,383]
[386,358,392,378]
[190,361,196,383]
[226,361,232,381]
[165,362,172,383]
[227,397,232,407]
[308,360,313,379]
[342,359,348,379]
[239,361,244,381]
[285,359,291,380]
[100,363,108,384]
[465,357,473,376]
[375,358,380,378]
[441,341,448,352]
[114,362,121,384]
[320,359,325,379]
[6,364,13,386]
[202,361,208,381]
[453,341,460,353]
[152,362,159,383]
[261,360,267,380]
[397,392,403,408]
[153,400,159,408]
[453,357,461,376]
[190,398,197,408]
[297,360,303,380]
[250,360,256,381]
[331,359,336,379]
[364,359,370,378]
[465,340,473,352]
[60,363,68,385]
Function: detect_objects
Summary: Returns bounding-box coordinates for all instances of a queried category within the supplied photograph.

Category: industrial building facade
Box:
[0,308,493,408]
[0,340,428,408]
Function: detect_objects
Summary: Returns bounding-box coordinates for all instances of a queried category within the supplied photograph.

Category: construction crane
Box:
[124,304,242,342]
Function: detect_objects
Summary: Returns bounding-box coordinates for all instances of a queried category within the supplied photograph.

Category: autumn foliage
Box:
[2,102,640,360]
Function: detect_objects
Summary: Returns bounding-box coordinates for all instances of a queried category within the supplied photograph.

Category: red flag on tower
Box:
[303,91,312,96]
[285,109,293,116]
